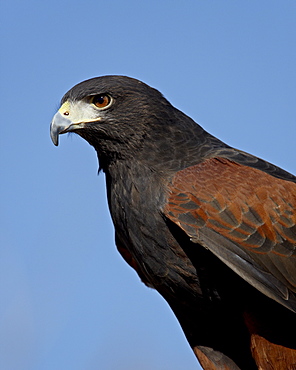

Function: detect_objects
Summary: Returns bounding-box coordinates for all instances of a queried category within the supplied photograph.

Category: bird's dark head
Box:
[50,75,209,170]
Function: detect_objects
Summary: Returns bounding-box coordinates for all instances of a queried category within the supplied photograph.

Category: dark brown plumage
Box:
[50,76,296,369]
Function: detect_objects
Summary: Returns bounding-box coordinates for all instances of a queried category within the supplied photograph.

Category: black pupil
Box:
[94,95,107,105]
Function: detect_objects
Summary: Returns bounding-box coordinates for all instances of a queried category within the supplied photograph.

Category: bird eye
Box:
[91,94,112,109]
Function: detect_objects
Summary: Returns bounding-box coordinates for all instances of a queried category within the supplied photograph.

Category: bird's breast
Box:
[104,163,203,300]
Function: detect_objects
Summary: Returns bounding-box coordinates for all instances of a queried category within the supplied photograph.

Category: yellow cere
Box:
[58,101,71,115]
[56,99,102,124]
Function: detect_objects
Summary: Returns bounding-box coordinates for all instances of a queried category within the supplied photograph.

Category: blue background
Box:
[1,1,295,369]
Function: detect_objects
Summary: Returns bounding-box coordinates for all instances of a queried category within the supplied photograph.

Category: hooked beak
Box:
[50,111,74,146]
[50,100,101,146]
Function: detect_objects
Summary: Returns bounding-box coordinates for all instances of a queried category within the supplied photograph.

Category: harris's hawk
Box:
[50,76,296,370]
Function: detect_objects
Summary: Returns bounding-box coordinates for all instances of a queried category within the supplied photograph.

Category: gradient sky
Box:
[1,1,295,369]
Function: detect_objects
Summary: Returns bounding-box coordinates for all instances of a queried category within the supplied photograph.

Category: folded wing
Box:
[164,157,296,311]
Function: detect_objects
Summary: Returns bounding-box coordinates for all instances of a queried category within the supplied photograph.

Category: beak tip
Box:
[50,128,59,146]
[50,111,72,147]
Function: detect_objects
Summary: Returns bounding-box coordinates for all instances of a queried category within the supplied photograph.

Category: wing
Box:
[164,157,296,311]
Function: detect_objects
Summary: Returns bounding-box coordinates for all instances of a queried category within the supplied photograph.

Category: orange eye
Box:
[92,94,112,109]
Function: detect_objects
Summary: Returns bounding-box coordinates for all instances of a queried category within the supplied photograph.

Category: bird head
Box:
[50,75,208,171]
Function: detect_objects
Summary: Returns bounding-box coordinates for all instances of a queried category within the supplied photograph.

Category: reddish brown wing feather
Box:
[250,334,296,369]
[165,157,296,297]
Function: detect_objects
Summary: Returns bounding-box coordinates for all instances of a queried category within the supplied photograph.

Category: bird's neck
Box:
[82,110,228,175]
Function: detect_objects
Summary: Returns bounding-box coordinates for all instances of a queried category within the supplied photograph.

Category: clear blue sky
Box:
[1,1,295,369]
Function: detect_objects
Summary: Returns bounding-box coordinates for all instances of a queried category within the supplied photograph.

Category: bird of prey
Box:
[50,76,296,370]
